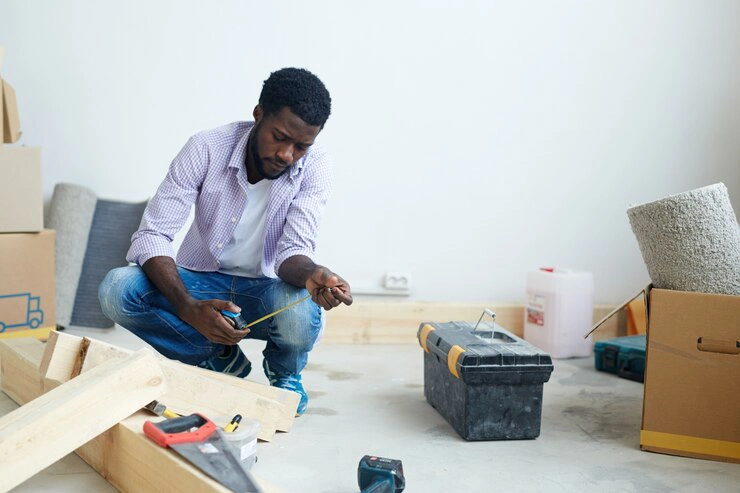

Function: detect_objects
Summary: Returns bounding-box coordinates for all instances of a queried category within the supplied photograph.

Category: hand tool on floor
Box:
[357,455,405,493]
[144,413,262,493]
[221,294,311,331]
[144,400,181,419]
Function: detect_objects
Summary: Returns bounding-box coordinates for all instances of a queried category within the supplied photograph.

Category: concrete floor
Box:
[3,325,739,492]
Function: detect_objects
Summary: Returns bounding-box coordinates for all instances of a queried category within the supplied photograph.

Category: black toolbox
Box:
[594,335,646,383]
[417,310,554,441]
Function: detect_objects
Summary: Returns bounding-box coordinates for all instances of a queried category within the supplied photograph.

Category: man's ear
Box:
[253,105,263,123]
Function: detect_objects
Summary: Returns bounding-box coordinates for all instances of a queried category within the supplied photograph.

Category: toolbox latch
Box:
[447,345,465,378]
[418,324,436,353]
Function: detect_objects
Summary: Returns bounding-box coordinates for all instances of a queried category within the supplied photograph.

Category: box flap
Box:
[584,284,650,339]
[2,79,22,143]
[0,47,5,72]
[0,84,3,143]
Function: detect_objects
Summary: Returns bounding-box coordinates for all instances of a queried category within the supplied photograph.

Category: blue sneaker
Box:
[198,345,252,378]
[263,360,308,416]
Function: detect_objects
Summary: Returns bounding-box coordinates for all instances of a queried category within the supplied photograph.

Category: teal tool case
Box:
[594,335,646,382]
[417,310,554,441]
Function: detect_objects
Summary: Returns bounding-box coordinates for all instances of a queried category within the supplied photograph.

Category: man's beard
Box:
[250,123,290,180]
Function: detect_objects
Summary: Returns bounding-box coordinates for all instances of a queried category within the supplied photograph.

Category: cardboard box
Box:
[642,288,739,463]
[2,79,22,143]
[0,146,43,232]
[0,46,4,141]
[0,230,56,340]
[590,286,740,463]
[1,46,22,144]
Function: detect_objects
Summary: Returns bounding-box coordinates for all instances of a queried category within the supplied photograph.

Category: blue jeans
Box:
[98,266,322,376]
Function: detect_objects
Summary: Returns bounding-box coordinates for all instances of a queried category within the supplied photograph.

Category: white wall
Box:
[2,1,739,304]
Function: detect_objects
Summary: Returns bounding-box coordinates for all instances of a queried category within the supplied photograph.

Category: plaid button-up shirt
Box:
[127,121,333,278]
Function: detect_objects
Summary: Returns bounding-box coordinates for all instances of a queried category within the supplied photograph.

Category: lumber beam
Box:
[1,339,282,493]
[0,348,166,492]
[323,301,622,343]
[42,331,295,439]
[60,332,300,431]
[0,338,45,404]
[179,363,300,432]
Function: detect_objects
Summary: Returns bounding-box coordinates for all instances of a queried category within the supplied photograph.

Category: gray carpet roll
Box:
[70,198,147,328]
[627,183,740,295]
[47,183,98,326]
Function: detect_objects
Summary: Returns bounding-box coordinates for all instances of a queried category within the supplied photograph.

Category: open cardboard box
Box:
[589,285,740,463]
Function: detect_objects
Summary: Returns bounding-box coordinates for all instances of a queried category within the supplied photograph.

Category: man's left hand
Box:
[307,267,353,311]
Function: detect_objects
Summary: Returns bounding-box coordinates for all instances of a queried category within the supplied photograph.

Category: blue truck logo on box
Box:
[0,293,45,333]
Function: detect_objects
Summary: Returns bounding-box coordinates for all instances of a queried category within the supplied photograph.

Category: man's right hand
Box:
[178,298,249,346]
[142,257,248,346]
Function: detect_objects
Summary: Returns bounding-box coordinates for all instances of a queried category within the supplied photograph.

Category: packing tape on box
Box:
[47,183,98,327]
[641,430,740,461]
[627,183,740,296]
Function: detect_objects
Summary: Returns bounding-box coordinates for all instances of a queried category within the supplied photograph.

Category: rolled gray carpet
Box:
[627,183,740,295]
[70,198,147,328]
[47,183,98,327]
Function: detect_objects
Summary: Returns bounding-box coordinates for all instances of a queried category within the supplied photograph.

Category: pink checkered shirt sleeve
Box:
[127,136,206,266]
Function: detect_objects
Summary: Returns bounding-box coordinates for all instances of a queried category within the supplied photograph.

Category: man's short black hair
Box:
[259,68,332,128]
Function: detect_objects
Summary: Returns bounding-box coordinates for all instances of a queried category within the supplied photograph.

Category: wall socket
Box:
[383,273,411,291]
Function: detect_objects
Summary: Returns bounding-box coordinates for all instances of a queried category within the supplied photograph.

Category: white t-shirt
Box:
[218,179,273,277]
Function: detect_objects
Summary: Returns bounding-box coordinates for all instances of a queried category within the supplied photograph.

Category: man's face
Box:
[249,106,322,180]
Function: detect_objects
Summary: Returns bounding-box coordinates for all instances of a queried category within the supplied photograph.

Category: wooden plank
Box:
[0,349,166,492]
[156,361,282,441]
[0,339,282,493]
[42,331,291,440]
[70,336,300,428]
[75,332,299,432]
[324,301,523,344]
[323,301,621,344]
[0,338,45,404]
[175,363,299,432]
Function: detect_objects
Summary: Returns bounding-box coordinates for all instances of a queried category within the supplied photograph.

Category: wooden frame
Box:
[0,348,166,491]
[41,331,298,438]
[0,338,283,493]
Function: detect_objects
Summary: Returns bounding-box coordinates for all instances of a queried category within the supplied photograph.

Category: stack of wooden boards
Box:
[0,331,300,492]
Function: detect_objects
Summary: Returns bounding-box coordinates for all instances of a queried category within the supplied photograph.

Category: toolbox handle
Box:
[473,308,497,342]
[697,337,740,355]
[617,357,645,383]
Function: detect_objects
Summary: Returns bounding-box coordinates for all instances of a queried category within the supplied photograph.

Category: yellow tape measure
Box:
[243,294,311,329]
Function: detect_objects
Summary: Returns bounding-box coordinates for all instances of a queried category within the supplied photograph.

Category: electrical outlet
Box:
[383,273,411,290]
